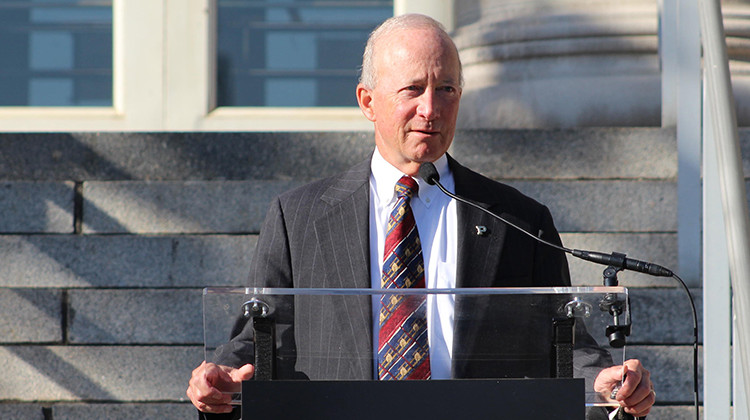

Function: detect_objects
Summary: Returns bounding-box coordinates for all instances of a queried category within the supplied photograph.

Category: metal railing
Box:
[698,0,750,418]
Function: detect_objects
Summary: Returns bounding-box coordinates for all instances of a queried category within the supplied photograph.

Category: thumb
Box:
[230,364,255,382]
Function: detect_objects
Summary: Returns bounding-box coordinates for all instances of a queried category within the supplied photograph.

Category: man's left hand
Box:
[594,359,655,417]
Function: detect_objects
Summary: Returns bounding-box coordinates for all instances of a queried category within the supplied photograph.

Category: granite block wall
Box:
[0,129,705,418]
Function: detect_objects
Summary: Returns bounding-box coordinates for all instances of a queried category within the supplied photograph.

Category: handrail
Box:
[698,0,750,417]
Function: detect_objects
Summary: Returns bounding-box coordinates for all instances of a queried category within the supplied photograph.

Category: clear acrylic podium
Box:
[203,287,630,419]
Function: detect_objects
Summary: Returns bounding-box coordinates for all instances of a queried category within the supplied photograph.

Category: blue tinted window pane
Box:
[217,0,393,107]
[0,0,113,106]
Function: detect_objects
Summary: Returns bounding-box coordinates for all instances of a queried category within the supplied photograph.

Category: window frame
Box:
[0,0,453,132]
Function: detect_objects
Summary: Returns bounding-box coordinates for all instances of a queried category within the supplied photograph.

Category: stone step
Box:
[0,179,678,234]
[0,128,724,415]
[0,233,675,288]
[0,288,700,346]
[0,403,703,420]
[0,128,683,181]
[0,344,699,405]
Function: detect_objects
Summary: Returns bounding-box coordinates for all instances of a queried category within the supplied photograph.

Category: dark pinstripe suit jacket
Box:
[205,155,614,420]
[234,155,612,374]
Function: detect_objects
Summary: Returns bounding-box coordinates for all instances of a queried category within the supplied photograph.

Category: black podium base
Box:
[242,378,585,419]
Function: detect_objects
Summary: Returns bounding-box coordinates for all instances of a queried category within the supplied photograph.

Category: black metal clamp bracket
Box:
[599,256,632,348]
[242,298,275,381]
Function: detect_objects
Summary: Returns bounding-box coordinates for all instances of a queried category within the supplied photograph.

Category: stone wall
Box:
[0,129,702,418]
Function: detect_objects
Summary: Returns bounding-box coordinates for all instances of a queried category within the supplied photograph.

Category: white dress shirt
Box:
[369,147,457,379]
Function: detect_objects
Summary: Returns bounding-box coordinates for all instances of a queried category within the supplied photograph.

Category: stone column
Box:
[453,0,750,128]
[453,0,661,128]
[725,0,750,127]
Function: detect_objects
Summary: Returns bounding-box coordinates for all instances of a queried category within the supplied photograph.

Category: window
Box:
[0,0,113,107]
[1,0,458,131]
[216,0,393,107]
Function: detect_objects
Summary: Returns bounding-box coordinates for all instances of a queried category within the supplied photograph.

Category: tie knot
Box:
[395,176,418,199]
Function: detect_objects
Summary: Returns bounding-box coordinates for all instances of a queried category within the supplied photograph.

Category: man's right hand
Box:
[187,361,255,413]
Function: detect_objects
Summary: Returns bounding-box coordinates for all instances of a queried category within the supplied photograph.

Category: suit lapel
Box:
[450,156,509,288]
[314,158,372,289]
[313,154,512,289]
[310,158,374,378]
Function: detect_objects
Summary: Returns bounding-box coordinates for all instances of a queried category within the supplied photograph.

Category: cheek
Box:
[443,97,461,117]
[392,101,417,122]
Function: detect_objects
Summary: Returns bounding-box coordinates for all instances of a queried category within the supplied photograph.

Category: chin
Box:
[409,151,442,164]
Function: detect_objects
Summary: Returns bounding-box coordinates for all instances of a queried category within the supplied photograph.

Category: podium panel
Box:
[204,287,629,414]
[242,378,585,419]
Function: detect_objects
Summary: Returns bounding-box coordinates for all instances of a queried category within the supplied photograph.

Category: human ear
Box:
[356,84,376,122]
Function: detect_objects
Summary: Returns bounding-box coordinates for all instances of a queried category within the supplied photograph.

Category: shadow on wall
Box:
[0,132,374,404]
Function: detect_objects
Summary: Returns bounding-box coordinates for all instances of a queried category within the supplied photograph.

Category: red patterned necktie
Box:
[377,175,430,380]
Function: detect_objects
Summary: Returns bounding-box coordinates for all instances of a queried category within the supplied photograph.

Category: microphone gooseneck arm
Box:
[419,161,673,277]
[418,161,699,419]
[423,165,571,255]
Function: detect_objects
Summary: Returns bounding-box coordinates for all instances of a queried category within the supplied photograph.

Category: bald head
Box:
[360,14,463,89]
[355,14,463,176]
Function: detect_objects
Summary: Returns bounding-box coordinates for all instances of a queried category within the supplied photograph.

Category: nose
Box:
[416,89,439,121]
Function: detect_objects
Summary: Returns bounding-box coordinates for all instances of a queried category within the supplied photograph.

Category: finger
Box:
[620,379,653,407]
[210,364,253,393]
[187,386,231,410]
[594,365,629,400]
[193,400,236,414]
[623,359,646,379]
[188,362,213,397]
[229,363,255,382]
[188,383,232,412]
[208,363,236,384]
[617,360,650,400]
[623,387,656,417]
[196,387,232,405]
[188,363,233,406]
[619,372,655,416]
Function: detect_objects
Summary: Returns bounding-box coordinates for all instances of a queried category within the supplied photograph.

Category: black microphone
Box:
[418,162,673,277]
[420,162,698,416]
[570,250,673,277]
[418,161,440,185]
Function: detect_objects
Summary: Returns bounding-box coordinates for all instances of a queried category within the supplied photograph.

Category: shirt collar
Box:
[370,147,451,209]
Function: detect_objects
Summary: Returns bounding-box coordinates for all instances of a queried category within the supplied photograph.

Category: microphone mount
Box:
[417,161,698,419]
[418,162,672,278]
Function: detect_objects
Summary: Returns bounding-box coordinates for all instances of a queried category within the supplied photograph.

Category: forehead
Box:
[374,27,460,82]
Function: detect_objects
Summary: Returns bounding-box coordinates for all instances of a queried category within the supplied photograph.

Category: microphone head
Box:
[418,162,440,185]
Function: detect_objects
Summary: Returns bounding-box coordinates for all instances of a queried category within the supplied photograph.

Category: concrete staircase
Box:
[0,129,708,418]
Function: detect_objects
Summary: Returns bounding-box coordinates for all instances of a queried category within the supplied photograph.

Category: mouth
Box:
[411,129,440,136]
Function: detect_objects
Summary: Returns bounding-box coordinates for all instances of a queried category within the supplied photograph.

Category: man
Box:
[187,13,655,419]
